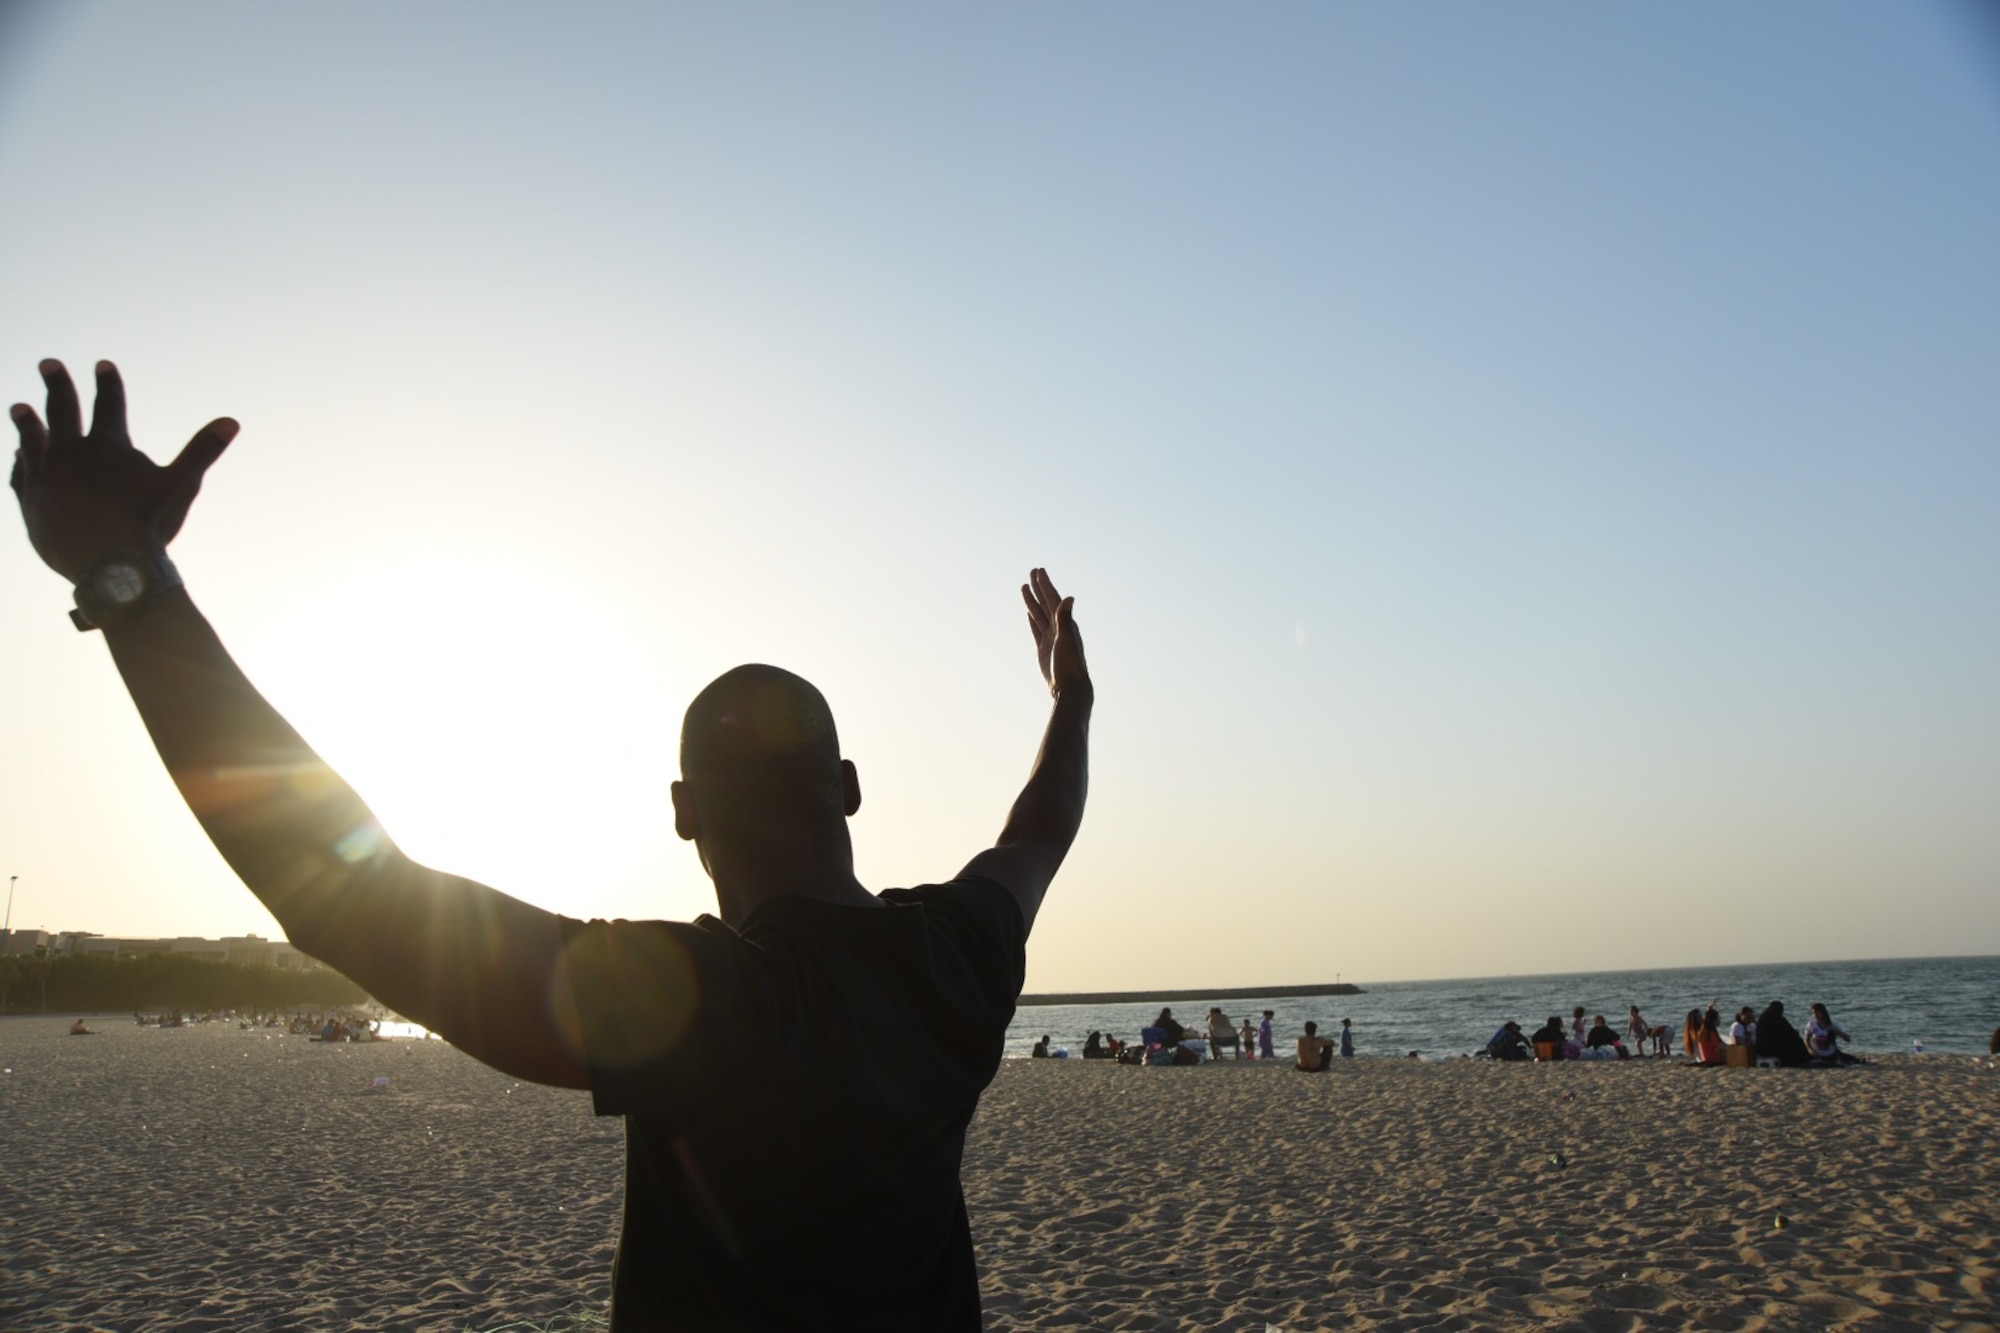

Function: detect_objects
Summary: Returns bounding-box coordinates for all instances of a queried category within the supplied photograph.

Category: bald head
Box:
[679,665,847,831]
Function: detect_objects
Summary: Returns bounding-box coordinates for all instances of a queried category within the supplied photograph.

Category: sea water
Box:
[1004,954,1998,1060]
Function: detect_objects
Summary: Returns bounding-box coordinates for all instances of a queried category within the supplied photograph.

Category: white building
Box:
[0,929,54,957]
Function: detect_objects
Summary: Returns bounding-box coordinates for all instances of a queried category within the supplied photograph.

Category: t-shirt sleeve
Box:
[557,914,750,1120]
[889,874,1027,1010]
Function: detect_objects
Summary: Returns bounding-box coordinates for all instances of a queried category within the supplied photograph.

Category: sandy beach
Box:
[2,1016,1993,1330]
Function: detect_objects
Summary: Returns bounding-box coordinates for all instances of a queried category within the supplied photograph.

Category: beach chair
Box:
[1140,1026,1169,1053]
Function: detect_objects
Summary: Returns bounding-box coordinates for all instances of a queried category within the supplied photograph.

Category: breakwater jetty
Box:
[1020,982,1362,1007]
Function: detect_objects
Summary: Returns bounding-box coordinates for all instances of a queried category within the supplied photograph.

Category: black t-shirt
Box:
[560,876,1025,1331]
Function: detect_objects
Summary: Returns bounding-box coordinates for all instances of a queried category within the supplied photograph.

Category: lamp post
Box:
[4,875,14,935]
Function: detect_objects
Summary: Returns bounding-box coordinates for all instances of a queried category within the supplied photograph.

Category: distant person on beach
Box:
[1339,1017,1354,1058]
[8,359,1093,1331]
[1571,1006,1588,1046]
[1991,1026,1999,1057]
[1207,1007,1241,1058]
[1729,1007,1758,1048]
[1239,1017,1257,1058]
[1259,1010,1276,1059]
[1296,1021,1334,1071]
[1081,1031,1104,1059]
[1031,1035,1051,1058]
[1531,1016,1567,1056]
[1627,1005,1667,1057]
[1805,1003,1859,1066]
[69,1018,94,1035]
[1585,1015,1622,1056]
[1153,1008,1188,1047]
[1690,1009,1725,1065]
[1755,1001,1811,1067]
[1486,1020,1530,1061]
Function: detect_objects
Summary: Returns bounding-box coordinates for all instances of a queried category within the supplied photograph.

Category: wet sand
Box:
[1,1015,1993,1330]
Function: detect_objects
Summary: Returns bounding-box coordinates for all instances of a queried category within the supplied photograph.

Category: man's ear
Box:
[841,759,861,818]
[671,780,702,842]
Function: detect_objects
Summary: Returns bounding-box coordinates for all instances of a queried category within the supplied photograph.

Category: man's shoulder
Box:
[556,911,748,973]
[882,873,1016,914]
[881,875,1025,950]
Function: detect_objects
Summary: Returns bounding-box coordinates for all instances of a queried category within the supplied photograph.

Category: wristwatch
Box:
[70,552,182,632]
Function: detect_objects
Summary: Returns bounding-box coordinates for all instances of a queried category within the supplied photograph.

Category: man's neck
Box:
[708,851,879,928]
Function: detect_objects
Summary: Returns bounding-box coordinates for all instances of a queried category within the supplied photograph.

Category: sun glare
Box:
[229,547,697,922]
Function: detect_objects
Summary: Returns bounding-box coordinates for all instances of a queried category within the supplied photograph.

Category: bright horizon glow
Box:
[1,3,1996,991]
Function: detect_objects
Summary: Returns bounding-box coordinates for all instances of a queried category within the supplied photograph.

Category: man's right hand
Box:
[10,359,237,584]
[1021,567,1091,700]
[962,568,1094,936]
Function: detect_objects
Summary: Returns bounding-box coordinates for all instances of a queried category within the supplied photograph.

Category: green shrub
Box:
[0,950,371,1013]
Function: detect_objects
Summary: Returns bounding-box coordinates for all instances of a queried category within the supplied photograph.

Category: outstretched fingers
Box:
[1022,567,1082,690]
[38,359,81,444]
[10,403,47,490]
[165,417,240,502]
[91,360,129,444]
[11,401,48,452]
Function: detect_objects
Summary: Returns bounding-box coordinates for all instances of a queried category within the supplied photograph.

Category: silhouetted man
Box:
[10,359,1094,1330]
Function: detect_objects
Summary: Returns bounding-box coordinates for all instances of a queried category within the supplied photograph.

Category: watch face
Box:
[95,563,147,606]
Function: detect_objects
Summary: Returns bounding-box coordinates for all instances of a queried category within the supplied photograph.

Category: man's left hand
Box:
[11,359,238,584]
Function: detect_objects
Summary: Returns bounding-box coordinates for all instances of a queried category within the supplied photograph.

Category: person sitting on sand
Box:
[1296,1021,1334,1071]
[1682,1009,1705,1060]
[1153,1008,1188,1047]
[1805,1003,1859,1066]
[69,1018,94,1035]
[1531,1016,1567,1057]
[1585,1015,1623,1055]
[1755,1001,1811,1067]
[1031,1035,1051,1059]
[1081,1031,1104,1059]
[1486,1020,1531,1061]
[1728,1006,1757,1048]
[1690,1009,1725,1065]
[8,359,1095,1333]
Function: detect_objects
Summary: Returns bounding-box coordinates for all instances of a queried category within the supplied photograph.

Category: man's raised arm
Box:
[961,567,1093,934]
[11,360,589,1088]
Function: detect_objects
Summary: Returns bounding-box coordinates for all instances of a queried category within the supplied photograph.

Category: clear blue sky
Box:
[3,2,1996,989]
